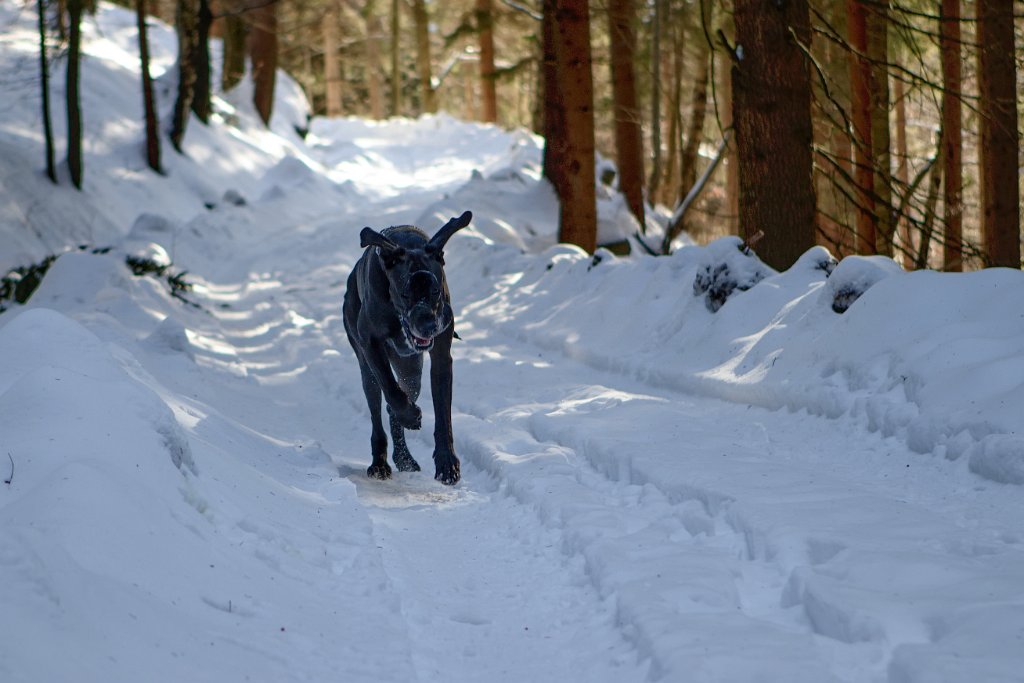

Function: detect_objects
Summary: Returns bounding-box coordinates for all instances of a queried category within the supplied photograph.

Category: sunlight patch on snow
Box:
[548,386,666,417]
[288,310,316,328]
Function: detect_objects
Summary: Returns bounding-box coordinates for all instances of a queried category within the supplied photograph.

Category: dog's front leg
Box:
[362,337,422,431]
[429,332,460,485]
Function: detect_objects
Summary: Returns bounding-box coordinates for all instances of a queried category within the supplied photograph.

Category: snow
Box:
[2,3,1024,682]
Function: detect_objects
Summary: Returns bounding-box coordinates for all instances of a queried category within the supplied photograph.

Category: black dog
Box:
[343,211,472,485]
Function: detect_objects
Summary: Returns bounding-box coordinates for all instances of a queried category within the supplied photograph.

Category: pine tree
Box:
[976,0,1020,268]
[607,0,645,228]
[732,0,816,270]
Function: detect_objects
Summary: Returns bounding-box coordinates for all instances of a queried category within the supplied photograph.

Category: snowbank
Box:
[447,239,1024,487]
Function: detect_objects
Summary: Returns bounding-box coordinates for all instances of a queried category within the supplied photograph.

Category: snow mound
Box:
[826,254,904,313]
[692,236,776,312]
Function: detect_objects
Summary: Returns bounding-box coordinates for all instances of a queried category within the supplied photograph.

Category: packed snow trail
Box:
[3,5,1024,681]
[90,187,1023,683]
[4,139,1022,683]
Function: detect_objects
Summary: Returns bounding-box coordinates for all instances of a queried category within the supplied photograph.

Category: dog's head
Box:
[360,211,472,352]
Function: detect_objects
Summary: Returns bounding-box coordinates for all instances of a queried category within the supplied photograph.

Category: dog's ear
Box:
[360,227,396,251]
[360,227,406,265]
[426,211,472,257]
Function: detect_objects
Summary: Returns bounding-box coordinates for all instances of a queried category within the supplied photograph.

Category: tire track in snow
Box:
[450,401,843,683]
[344,463,648,682]
[447,323,1024,682]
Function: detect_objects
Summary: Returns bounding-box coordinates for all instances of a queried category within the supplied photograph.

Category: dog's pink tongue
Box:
[415,335,430,345]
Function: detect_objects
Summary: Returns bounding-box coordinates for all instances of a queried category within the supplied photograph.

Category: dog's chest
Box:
[387,329,422,357]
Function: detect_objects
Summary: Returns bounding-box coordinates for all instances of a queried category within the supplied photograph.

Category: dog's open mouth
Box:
[400,316,434,351]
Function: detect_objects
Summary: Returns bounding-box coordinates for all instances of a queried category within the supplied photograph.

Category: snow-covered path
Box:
[3,5,1024,681]
[3,130,1021,683]
[96,182,1020,682]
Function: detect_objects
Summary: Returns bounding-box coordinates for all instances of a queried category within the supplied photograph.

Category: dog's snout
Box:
[408,302,439,337]
[409,270,439,302]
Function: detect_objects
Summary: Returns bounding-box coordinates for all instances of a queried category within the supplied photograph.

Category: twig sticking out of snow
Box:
[3,452,12,485]
[741,230,765,254]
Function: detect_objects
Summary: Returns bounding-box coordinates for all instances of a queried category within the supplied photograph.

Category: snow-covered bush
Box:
[692,236,776,312]
[825,255,903,313]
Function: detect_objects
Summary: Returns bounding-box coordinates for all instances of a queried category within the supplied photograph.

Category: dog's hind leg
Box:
[357,357,392,480]
[387,351,423,473]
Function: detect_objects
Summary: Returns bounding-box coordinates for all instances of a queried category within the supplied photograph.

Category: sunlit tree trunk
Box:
[364,0,385,119]
[846,0,874,254]
[390,0,401,116]
[679,34,711,201]
[732,0,816,270]
[607,0,645,228]
[476,0,497,123]
[646,0,663,200]
[549,0,597,252]
[893,74,911,267]
[541,0,564,191]
[866,4,892,256]
[662,15,682,208]
[323,2,343,116]
[976,0,1019,268]
[412,0,436,113]
[249,1,277,126]
[719,50,739,234]
[940,0,963,271]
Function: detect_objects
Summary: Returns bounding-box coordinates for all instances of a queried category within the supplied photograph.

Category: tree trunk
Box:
[646,0,663,201]
[137,0,161,172]
[551,0,597,252]
[390,0,401,116]
[364,0,385,119]
[866,4,892,256]
[976,0,1019,268]
[814,0,855,256]
[541,0,565,191]
[679,34,711,202]
[662,15,682,208]
[607,0,645,228]
[249,1,277,126]
[940,0,963,271]
[170,0,199,151]
[719,49,739,233]
[732,0,816,270]
[412,0,436,113]
[893,74,911,267]
[220,11,246,92]
[476,0,498,123]
[323,2,343,116]
[57,0,67,41]
[66,0,84,189]
[38,0,57,183]
[846,0,874,254]
[915,146,944,270]
[191,0,212,123]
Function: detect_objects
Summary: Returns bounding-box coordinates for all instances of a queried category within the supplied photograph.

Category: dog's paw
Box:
[393,402,422,430]
[367,461,393,480]
[433,454,461,486]
[393,451,421,472]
